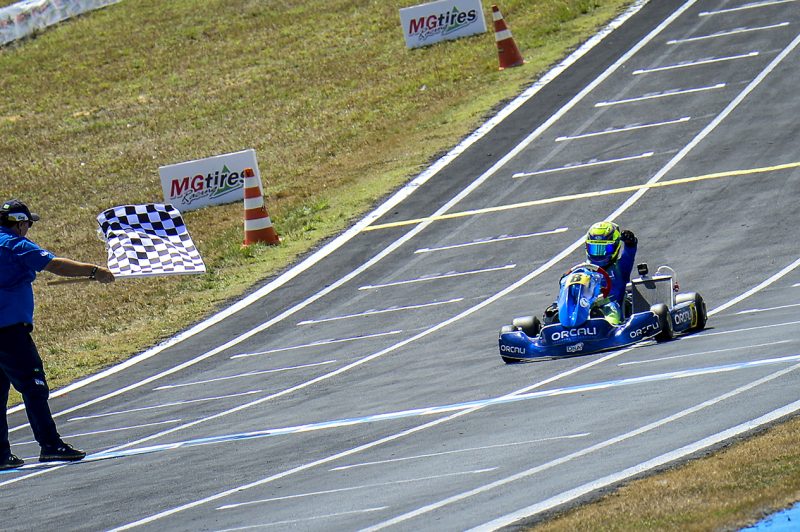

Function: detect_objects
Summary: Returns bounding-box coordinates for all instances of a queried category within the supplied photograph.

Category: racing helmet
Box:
[585,221,621,267]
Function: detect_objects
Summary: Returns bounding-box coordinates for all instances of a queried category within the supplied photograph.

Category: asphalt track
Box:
[4,0,800,530]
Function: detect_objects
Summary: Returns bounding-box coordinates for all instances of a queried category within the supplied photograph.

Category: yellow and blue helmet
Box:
[585,221,621,267]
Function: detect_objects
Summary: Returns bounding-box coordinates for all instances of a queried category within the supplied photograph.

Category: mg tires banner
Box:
[159,149,259,212]
[400,0,486,49]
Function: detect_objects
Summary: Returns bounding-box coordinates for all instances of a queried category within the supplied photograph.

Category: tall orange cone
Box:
[242,168,280,246]
[492,5,525,70]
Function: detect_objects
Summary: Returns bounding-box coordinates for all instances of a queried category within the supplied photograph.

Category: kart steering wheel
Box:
[562,262,612,298]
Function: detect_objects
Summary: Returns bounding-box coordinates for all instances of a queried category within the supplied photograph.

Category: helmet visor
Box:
[586,240,616,258]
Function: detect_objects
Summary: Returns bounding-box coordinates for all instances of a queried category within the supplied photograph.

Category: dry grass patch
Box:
[529,416,800,531]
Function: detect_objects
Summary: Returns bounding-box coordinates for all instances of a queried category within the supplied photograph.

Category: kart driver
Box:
[583,221,637,325]
[543,221,637,326]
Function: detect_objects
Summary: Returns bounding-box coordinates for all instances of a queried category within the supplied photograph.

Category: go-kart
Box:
[498,262,707,363]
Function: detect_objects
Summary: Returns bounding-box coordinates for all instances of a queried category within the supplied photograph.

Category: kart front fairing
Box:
[557,269,605,327]
[499,311,662,362]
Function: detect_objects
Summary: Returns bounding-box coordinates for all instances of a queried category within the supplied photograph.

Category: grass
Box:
[2,1,798,531]
[529,416,800,531]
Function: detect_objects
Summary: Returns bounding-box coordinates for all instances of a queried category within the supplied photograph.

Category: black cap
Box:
[0,199,40,223]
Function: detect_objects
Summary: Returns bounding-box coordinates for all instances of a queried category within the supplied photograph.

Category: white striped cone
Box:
[242,168,280,246]
[492,5,524,70]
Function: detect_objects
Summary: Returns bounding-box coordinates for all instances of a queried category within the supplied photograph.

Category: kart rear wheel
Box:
[512,316,542,337]
[675,292,707,332]
[651,303,674,342]
[499,325,515,336]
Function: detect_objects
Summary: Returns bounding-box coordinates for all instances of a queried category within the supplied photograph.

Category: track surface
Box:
[4,1,800,530]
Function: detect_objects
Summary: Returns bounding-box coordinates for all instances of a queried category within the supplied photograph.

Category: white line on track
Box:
[667,23,790,45]
[512,152,654,178]
[736,303,800,314]
[414,227,567,253]
[66,391,262,422]
[618,341,792,366]
[12,419,181,446]
[230,330,402,359]
[794,282,800,287]
[699,0,798,17]
[214,507,389,531]
[329,434,590,471]
[710,257,800,315]
[595,83,726,107]
[217,468,497,509]
[681,320,800,340]
[358,264,515,290]
[632,51,759,74]
[153,361,337,390]
[105,24,800,531]
[555,118,690,141]
[296,298,463,326]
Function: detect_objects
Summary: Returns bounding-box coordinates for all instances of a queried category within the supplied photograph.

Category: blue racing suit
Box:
[588,238,637,324]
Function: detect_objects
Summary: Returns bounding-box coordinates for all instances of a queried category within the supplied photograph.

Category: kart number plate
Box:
[568,273,590,286]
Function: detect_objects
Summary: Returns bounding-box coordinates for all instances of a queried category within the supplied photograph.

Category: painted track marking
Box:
[667,22,790,44]
[153,361,337,390]
[296,298,463,326]
[512,151,654,178]
[358,264,515,290]
[736,303,800,314]
[555,117,690,141]
[699,0,798,17]
[215,507,389,531]
[12,419,181,447]
[414,227,567,253]
[681,320,800,340]
[66,391,262,422]
[364,161,800,231]
[229,330,402,359]
[632,51,760,74]
[216,468,497,510]
[618,341,792,366]
[329,434,591,471]
[595,83,726,107]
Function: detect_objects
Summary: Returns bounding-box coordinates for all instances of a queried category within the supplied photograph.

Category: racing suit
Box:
[588,232,637,325]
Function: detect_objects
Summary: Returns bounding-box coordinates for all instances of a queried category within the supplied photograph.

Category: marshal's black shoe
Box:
[39,443,86,462]
[0,453,24,470]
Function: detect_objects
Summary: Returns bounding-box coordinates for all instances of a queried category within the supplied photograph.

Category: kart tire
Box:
[512,316,542,337]
[500,325,515,336]
[651,303,674,342]
[675,292,707,332]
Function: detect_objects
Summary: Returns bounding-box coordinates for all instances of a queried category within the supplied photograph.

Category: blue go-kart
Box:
[498,262,707,363]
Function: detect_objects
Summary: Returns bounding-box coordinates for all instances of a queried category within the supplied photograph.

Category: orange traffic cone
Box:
[242,168,280,246]
[492,5,525,70]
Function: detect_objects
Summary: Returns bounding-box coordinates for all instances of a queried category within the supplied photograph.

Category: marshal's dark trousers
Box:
[0,323,61,454]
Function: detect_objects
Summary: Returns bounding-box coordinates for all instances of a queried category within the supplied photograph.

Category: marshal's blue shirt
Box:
[0,226,55,327]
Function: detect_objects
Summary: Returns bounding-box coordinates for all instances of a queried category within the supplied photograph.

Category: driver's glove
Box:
[620,230,637,246]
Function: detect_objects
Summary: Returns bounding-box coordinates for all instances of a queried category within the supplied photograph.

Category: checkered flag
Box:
[96,204,206,278]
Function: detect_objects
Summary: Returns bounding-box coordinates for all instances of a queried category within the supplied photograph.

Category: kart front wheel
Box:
[651,303,674,342]
[512,316,542,337]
